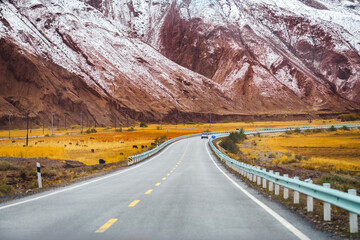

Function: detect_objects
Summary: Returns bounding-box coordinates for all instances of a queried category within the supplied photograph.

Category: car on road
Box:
[201,132,209,139]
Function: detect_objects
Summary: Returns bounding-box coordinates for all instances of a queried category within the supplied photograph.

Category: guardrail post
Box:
[348,189,358,233]
[275,172,280,195]
[293,176,299,204]
[269,170,273,192]
[262,169,267,188]
[283,174,289,199]
[323,183,331,221]
[252,168,257,182]
[307,179,313,212]
[257,167,261,185]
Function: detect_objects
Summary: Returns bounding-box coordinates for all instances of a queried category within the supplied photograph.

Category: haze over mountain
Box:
[0,0,359,126]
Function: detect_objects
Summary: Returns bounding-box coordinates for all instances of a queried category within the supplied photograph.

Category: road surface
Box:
[0,137,332,240]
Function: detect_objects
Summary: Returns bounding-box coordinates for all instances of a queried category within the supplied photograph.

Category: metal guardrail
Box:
[208,123,360,233]
[128,123,360,165]
[209,139,360,215]
[127,133,201,165]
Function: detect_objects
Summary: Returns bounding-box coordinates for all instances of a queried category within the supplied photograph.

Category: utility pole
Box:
[42,118,44,135]
[8,112,11,139]
[65,113,67,130]
[51,112,54,136]
[80,112,83,134]
[114,117,117,130]
[26,112,29,146]
[209,113,212,128]
[30,118,32,133]
[160,114,163,130]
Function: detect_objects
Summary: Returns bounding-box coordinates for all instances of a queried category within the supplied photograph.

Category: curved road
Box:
[0,137,332,240]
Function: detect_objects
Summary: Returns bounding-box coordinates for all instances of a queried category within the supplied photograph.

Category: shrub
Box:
[0,161,20,171]
[85,128,97,133]
[186,121,195,125]
[139,122,148,128]
[127,127,135,132]
[338,114,360,122]
[219,138,239,154]
[228,131,247,143]
[342,125,350,131]
[154,135,167,145]
[0,181,13,195]
[294,128,301,133]
[328,125,337,132]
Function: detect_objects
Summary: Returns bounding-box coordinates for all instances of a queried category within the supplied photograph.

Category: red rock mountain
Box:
[0,0,359,126]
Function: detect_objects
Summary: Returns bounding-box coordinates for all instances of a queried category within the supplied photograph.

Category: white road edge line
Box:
[205,142,311,240]
[0,142,175,211]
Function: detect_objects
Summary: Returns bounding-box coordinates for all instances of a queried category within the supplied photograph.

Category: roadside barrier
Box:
[128,123,360,166]
[209,124,360,234]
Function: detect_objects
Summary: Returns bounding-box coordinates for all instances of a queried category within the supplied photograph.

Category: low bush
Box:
[0,161,20,171]
[85,128,97,133]
[220,138,239,154]
[328,125,337,132]
[139,122,148,128]
[0,181,13,195]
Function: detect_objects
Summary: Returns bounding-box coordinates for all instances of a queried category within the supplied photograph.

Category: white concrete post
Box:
[348,189,358,233]
[262,169,267,189]
[36,162,42,188]
[269,170,274,192]
[257,176,261,185]
[323,183,331,221]
[293,176,299,204]
[283,174,289,199]
[253,173,256,182]
[307,179,313,212]
[275,172,280,195]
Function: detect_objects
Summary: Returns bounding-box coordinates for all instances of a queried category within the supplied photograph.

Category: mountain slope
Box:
[0,0,359,126]
[0,0,236,125]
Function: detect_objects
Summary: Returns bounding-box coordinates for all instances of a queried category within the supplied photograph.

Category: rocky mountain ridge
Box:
[0,0,359,126]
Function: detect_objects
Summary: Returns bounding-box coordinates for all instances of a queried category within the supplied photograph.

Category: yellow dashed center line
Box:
[167,173,171,176]
[128,200,140,207]
[162,177,167,181]
[155,182,161,186]
[170,170,173,173]
[95,218,118,233]
[145,189,153,195]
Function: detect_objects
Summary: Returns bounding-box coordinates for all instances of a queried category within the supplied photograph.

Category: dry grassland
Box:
[0,119,356,166]
[246,129,360,173]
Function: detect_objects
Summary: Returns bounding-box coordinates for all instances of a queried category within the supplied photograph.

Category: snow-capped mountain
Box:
[0,0,359,125]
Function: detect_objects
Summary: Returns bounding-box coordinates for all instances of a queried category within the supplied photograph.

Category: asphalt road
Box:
[0,137,332,240]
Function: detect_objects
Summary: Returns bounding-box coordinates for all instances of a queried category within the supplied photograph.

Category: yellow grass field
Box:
[243,129,360,173]
[0,119,358,165]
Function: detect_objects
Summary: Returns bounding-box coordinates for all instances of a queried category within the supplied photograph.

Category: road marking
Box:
[95,218,118,233]
[162,177,167,181]
[155,182,161,186]
[0,143,176,211]
[128,200,140,207]
[173,168,176,170]
[145,189,153,195]
[167,173,171,176]
[170,170,173,173]
[205,142,310,240]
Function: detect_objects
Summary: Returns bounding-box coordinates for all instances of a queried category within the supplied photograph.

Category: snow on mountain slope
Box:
[86,0,360,110]
[0,0,237,123]
[0,0,359,125]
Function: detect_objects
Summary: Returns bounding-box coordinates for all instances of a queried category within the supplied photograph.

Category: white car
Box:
[201,132,209,139]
